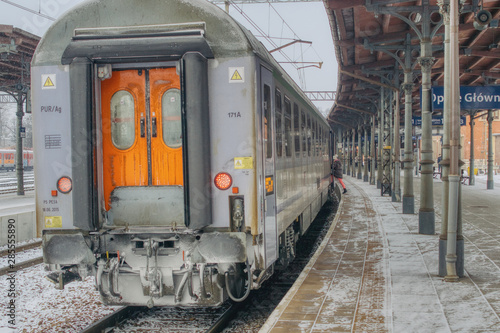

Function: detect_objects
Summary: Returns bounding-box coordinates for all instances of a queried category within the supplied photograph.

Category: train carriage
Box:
[0,149,33,171]
[32,0,333,307]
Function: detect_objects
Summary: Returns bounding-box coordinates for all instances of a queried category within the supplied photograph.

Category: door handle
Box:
[152,117,157,138]
[140,116,145,138]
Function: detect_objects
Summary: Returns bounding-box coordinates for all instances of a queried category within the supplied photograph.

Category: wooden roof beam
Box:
[326,0,365,10]
[335,102,375,115]
[334,9,350,66]
[341,59,396,72]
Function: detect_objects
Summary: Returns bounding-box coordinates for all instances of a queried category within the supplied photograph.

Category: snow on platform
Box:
[261,175,500,332]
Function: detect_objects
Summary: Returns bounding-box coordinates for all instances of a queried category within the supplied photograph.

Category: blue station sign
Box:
[412,116,466,126]
[431,86,500,110]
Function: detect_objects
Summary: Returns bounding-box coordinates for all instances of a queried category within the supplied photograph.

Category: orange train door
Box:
[101,68,183,210]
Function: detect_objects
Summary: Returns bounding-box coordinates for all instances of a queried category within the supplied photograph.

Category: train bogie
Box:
[33,0,333,307]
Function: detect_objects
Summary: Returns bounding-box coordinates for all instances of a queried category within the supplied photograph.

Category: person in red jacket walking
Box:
[333,154,347,194]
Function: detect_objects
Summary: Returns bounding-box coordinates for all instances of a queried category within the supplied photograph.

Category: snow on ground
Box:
[0,239,41,253]
[0,248,42,269]
[0,264,118,332]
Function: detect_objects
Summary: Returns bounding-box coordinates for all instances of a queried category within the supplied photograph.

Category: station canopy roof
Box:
[0,25,40,94]
[324,0,500,128]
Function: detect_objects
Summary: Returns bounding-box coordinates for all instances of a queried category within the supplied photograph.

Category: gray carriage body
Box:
[32,0,332,306]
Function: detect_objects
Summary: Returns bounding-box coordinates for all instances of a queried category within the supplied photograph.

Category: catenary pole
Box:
[16,91,25,196]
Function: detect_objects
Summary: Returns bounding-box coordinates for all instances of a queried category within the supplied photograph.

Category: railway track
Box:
[0,171,35,194]
[79,303,236,333]
[0,240,43,276]
[0,256,43,276]
[0,240,42,257]
[79,197,339,332]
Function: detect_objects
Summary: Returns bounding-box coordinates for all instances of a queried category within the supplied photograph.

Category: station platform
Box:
[0,193,36,247]
[261,175,500,332]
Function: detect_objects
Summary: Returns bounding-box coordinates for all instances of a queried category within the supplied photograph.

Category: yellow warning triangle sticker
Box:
[44,76,55,87]
[231,70,243,81]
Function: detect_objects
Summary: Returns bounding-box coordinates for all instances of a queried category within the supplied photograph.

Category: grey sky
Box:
[0,0,337,112]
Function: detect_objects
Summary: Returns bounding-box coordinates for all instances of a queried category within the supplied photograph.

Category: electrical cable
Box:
[0,0,55,21]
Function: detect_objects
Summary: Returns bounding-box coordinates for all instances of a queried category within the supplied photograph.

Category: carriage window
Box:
[275,89,283,158]
[315,121,319,157]
[312,120,316,157]
[264,84,272,159]
[110,90,135,150]
[319,125,322,156]
[301,110,306,156]
[162,88,182,148]
[294,103,300,156]
[284,98,292,157]
[307,114,312,157]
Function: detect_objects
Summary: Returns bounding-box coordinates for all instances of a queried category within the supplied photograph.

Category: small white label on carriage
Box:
[229,67,244,83]
[42,74,56,89]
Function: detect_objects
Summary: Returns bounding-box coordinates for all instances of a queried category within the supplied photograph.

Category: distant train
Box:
[32,0,333,307]
[0,149,33,171]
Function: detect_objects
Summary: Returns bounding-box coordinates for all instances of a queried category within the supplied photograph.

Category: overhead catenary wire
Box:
[0,0,55,21]
[226,0,323,90]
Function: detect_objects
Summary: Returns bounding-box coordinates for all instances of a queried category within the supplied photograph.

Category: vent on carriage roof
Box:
[72,22,206,40]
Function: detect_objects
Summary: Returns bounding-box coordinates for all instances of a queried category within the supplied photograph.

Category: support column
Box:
[347,131,351,176]
[438,3,451,277]
[357,124,363,179]
[393,90,401,202]
[439,1,451,276]
[381,87,392,196]
[343,132,347,175]
[418,40,436,234]
[445,0,461,281]
[402,75,414,213]
[487,110,494,189]
[370,114,376,185]
[469,113,476,185]
[377,97,383,189]
[16,92,25,196]
[364,121,369,182]
[352,128,356,177]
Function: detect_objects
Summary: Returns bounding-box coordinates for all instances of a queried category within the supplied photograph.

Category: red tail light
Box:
[214,172,232,190]
[57,176,72,193]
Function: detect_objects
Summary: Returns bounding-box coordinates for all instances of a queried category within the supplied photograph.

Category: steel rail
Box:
[0,240,41,257]
[0,256,43,276]
[79,306,141,333]
[205,303,242,333]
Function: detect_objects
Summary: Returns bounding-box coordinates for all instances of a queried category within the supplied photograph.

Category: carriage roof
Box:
[33,0,323,121]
